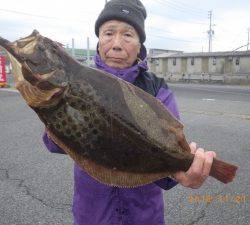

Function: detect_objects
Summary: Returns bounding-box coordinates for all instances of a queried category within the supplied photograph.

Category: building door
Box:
[181,58,187,74]
[202,58,209,73]
[224,57,232,74]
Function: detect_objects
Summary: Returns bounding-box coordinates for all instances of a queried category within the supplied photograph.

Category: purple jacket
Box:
[42,51,180,225]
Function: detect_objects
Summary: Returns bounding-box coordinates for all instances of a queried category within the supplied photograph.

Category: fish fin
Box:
[79,158,171,188]
[160,119,191,153]
[22,63,62,90]
[22,62,39,85]
[210,158,238,183]
[16,80,62,108]
[46,128,171,188]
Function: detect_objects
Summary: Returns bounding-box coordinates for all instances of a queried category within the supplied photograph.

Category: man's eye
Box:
[124,33,132,37]
[105,32,113,36]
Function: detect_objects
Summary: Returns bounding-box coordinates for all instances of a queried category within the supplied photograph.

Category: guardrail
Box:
[166,73,250,85]
[181,74,225,83]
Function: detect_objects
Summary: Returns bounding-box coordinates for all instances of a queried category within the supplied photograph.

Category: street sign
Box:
[0,56,6,87]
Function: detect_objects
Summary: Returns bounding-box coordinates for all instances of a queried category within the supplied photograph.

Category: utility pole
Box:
[105,0,108,5]
[247,28,250,51]
[71,38,75,58]
[207,10,214,52]
[87,37,90,66]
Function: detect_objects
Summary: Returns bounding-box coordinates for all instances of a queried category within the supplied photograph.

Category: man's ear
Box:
[97,42,100,54]
[137,43,141,54]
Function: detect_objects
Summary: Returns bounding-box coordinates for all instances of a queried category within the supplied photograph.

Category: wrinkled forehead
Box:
[99,20,138,34]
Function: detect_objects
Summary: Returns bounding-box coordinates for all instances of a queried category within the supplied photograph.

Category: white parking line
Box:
[202,98,215,101]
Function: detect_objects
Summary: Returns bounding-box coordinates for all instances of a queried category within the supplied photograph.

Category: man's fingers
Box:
[188,148,205,176]
[189,142,197,154]
[175,143,218,189]
[202,151,215,177]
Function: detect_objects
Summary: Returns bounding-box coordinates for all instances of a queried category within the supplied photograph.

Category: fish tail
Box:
[210,158,238,183]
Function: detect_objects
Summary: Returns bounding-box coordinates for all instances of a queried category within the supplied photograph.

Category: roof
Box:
[150,50,250,59]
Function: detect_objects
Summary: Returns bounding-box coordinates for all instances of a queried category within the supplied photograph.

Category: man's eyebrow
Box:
[101,25,117,30]
[101,24,135,32]
[123,25,135,31]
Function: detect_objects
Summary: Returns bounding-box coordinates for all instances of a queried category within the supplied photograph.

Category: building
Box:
[66,48,96,64]
[148,51,250,84]
[148,48,182,58]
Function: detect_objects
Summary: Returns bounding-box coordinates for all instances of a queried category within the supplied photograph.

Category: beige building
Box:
[148,51,250,84]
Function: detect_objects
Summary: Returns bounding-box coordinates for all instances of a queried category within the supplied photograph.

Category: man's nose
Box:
[111,34,123,51]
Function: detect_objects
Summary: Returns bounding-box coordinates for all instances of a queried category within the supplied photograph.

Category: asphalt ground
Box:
[0,84,249,225]
[165,83,250,225]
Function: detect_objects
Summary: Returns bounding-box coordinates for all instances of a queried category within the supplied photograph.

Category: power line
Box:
[156,0,201,16]
[0,8,92,24]
[147,34,196,43]
[160,0,207,15]
[0,8,60,20]
[147,0,208,26]
[154,0,206,18]
[232,43,250,52]
[0,5,203,47]
[146,26,172,34]
[161,0,207,14]
[149,12,207,25]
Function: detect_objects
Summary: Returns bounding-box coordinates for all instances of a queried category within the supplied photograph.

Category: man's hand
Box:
[172,142,216,189]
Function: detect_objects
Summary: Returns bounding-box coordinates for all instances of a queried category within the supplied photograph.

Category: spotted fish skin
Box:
[37,79,192,174]
[40,81,111,159]
[0,31,238,187]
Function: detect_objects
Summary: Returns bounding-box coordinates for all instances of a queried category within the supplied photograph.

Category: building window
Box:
[212,57,216,65]
[173,58,176,66]
[191,57,195,66]
[235,58,240,66]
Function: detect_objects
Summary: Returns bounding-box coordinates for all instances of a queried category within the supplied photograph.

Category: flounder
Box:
[0,31,238,187]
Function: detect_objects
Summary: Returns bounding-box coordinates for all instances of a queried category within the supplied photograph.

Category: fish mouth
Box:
[0,36,24,63]
[7,49,64,108]
[0,31,64,108]
[0,30,39,63]
[0,30,41,83]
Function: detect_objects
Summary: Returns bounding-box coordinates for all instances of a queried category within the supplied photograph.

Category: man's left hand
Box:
[172,142,216,189]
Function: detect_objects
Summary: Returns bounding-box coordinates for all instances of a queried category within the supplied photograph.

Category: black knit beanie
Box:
[95,0,147,43]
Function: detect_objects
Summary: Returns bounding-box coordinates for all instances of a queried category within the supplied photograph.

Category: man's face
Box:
[98,20,141,69]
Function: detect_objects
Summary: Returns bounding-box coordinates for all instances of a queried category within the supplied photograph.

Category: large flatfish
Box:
[0,31,238,187]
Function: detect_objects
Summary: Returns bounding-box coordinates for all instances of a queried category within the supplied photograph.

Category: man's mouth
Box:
[108,57,124,62]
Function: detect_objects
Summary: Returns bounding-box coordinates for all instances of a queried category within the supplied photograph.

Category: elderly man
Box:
[43,0,216,224]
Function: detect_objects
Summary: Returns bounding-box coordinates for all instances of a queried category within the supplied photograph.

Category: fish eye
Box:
[37,44,45,51]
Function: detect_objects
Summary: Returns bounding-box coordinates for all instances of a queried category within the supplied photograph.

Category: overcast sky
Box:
[0,0,250,52]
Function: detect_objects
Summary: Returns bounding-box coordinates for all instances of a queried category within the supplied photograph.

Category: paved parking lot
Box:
[0,84,249,225]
